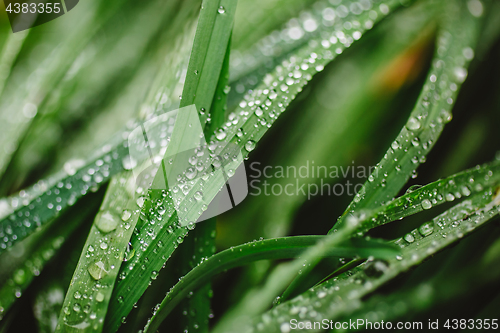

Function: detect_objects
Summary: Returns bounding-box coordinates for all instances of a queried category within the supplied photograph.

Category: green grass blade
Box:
[143,235,399,332]
[54,175,138,332]
[0,0,126,181]
[223,0,437,249]
[181,0,236,116]
[331,0,482,232]
[360,159,500,232]
[0,0,180,195]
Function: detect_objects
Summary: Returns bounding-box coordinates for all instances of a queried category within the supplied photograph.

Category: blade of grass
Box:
[223,0,437,251]
[54,174,139,332]
[280,156,500,302]
[0,0,181,194]
[275,0,482,306]
[0,0,127,181]
[361,158,500,232]
[107,1,409,331]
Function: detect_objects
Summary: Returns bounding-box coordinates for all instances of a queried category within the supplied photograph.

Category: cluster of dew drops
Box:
[214,0,402,170]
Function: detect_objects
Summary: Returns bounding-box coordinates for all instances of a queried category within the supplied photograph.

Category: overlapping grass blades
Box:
[143,236,400,332]
[106,0,409,330]
[103,0,238,330]
[251,188,500,332]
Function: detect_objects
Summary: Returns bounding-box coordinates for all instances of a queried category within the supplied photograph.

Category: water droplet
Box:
[123,242,135,262]
[421,199,432,210]
[461,186,471,196]
[122,156,137,170]
[88,257,108,280]
[245,140,256,152]
[215,129,226,141]
[96,212,118,233]
[406,117,421,131]
[406,184,422,194]
[404,233,415,243]
[136,196,146,208]
[467,0,483,17]
[280,322,291,333]
[121,210,131,221]
[217,5,225,14]
[95,292,105,302]
[454,67,468,83]
[418,222,434,237]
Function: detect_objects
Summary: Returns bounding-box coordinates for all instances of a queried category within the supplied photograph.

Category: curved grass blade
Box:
[250,188,500,332]
[336,233,500,329]
[106,1,408,331]
[280,156,500,302]
[143,235,399,332]
[211,218,368,333]
[361,158,500,232]
[330,0,482,232]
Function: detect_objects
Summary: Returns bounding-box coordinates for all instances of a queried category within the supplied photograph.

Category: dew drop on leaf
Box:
[404,233,415,243]
[88,258,109,280]
[406,117,421,131]
[418,221,434,237]
[245,140,256,152]
[96,212,118,233]
[421,199,432,210]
